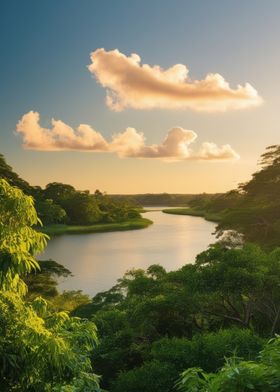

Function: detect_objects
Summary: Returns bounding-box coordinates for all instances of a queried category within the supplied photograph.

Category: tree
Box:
[113,329,263,392]
[0,154,31,194]
[0,179,48,293]
[212,145,280,247]
[0,292,100,392]
[241,144,280,200]
[44,183,102,224]
[44,182,76,203]
[36,199,67,225]
[62,192,102,224]
[193,243,280,334]
[25,259,72,299]
[177,336,280,392]
[0,180,101,391]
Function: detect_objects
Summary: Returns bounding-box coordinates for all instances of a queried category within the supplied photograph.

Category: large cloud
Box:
[16,111,239,161]
[88,48,262,112]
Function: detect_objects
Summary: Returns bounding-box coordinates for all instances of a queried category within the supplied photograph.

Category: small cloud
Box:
[111,127,197,159]
[16,111,239,161]
[196,142,240,160]
[88,48,263,112]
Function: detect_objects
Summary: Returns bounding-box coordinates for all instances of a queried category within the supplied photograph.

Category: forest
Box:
[1,145,280,391]
[0,153,151,235]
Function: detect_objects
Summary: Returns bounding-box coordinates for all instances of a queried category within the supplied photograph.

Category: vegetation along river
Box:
[39,208,216,296]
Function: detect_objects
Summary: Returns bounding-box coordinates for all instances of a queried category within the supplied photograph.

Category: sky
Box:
[0,0,279,194]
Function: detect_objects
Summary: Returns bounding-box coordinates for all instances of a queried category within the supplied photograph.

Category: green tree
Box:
[193,244,280,334]
[26,259,72,299]
[0,179,48,293]
[0,153,31,194]
[0,180,101,391]
[177,336,280,392]
[44,182,76,203]
[36,199,67,224]
[63,192,102,224]
[113,329,263,392]
[0,292,100,392]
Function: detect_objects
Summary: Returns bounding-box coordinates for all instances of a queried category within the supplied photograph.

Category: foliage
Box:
[162,207,223,222]
[151,329,263,373]
[51,290,91,313]
[0,179,48,294]
[193,244,280,334]
[39,182,142,226]
[0,153,31,194]
[113,360,177,392]
[3,146,280,391]
[0,153,142,227]
[74,242,280,390]
[178,336,280,392]
[184,145,280,248]
[39,218,152,236]
[36,199,67,225]
[112,193,203,207]
[0,291,100,392]
[111,329,263,392]
[25,259,72,299]
[0,180,101,391]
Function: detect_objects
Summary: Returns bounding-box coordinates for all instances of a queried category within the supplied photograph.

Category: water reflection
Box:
[39,209,216,296]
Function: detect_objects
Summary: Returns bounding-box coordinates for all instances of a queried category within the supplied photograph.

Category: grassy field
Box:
[162,208,222,223]
[38,218,153,236]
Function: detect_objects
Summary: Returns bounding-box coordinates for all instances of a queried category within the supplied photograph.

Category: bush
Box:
[113,361,177,392]
[178,336,280,392]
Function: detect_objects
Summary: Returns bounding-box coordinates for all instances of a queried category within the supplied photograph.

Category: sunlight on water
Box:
[39,209,216,296]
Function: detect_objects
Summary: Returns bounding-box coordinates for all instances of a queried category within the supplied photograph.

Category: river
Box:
[39,209,216,296]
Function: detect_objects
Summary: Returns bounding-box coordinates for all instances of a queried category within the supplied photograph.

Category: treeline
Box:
[34,184,140,225]
[112,193,214,207]
[0,154,140,226]
[182,145,280,248]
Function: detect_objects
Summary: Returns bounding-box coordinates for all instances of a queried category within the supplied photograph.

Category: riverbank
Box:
[40,208,216,296]
[162,208,222,223]
[38,217,153,236]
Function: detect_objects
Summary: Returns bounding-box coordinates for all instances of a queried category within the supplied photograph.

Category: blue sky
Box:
[0,0,279,193]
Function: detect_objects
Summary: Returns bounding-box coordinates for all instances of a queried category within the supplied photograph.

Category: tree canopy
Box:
[0,179,101,391]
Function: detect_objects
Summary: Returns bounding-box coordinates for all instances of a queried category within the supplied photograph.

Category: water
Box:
[39,209,216,296]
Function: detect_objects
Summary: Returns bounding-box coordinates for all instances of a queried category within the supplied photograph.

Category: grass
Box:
[162,208,222,223]
[38,218,153,236]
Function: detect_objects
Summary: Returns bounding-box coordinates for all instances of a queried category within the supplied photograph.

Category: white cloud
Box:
[88,48,263,112]
[16,111,239,161]
[197,142,240,160]
[111,127,198,159]
[16,111,108,151]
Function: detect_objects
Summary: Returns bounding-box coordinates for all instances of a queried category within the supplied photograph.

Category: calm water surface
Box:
[39,209,216,296]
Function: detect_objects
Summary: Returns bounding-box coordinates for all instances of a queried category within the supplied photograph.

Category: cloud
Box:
[197,142,240,160]
[111,127,197,159]
[16,111,239,161]
[88,48,262,112]
[16,111,108,151]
